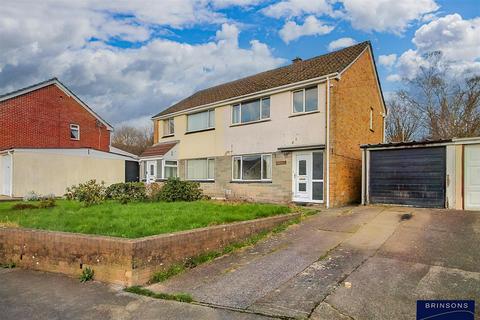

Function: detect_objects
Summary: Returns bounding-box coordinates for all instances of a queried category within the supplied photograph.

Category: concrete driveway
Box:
[1,206,479,319]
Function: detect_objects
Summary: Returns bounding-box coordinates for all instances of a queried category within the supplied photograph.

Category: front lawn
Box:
[0,200,291,238]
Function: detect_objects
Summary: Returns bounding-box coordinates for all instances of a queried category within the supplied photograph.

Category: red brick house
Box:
[0,78,112,151]
[0,78,138,197]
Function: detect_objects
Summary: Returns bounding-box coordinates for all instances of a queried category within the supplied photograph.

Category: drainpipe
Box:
[7,150,13,197]
[325,77,331,208]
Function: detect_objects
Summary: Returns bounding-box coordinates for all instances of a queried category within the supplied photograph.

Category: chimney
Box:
[292,57,302,64]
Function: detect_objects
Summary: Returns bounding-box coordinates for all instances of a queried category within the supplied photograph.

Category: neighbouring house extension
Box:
[0,78,138,197]
[141,41,386,207]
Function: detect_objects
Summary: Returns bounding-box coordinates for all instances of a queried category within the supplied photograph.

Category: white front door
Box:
[2,154,12,196]
[146,160,157,184]
[294,154,310,201]
[465,144,480,210]
[293,151,324,203]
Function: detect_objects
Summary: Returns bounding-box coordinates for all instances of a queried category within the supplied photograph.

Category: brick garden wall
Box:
[0,213,299,286]
[328,48,385,207]
[0,84,110,151]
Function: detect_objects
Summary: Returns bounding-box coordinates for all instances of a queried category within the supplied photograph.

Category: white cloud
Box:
[0,2,286,126]
[279,16,334,43]
[262,0,333,19]
[340,0,439,34]
[327,37,357,51]
[392,14,480,80]
[211,0,261,9]
[386,74,401,82]
[378,54,397,68]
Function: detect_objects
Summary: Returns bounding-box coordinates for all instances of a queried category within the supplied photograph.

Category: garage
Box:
[369,147,446,208]
[361,137,480,210]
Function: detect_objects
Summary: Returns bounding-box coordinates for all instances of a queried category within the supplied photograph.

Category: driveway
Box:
[1,206,479,319]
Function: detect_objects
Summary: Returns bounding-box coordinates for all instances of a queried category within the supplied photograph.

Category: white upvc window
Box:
[187,109,215,132]
[369,107,374,131]
[186,158,215,180]
[232,97,270,125]
[164,160,178,178]
[292,86,318,114]
[232,154,272,181]
[164,118,174,136]
[70,124,80,140]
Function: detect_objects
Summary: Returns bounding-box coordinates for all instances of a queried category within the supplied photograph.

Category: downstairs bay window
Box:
[186,158,215,181]
[163,160,178,179]
[232,154,272,181]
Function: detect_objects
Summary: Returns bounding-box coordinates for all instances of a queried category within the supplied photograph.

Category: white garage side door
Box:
[465,144,480,210]
[2,154,12,196]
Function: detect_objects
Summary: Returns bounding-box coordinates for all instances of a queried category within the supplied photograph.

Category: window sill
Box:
[185,127,215,135]
[162,134,174,138]
[186,179,215,183]
[289,110,320,118]
[230,118,271,127]
[70,138,80,141]
[230,180,272,184]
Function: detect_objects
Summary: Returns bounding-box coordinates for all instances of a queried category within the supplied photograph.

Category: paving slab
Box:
[379,210,480,272]
[150,227,349,309]
[249,207,401,318]
[0,269,275,320]
[322,256,480,320]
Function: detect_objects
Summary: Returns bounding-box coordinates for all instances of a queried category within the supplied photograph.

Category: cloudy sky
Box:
[1,1,479,128]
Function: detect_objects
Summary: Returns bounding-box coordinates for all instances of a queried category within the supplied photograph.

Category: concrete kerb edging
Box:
[0,212,300,286]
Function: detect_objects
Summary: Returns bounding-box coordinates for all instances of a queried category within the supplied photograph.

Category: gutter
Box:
[153,72,340,120]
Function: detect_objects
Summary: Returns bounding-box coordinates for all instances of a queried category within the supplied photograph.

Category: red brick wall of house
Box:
[0,84,110,151]
[329,48,385,207]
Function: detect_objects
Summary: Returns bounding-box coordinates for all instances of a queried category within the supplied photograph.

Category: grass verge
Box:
[150,208,316,284]
[125,286,193,303]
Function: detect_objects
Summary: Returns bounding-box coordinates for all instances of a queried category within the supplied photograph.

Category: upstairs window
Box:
[163,118,174,136]
[293,86,318,113]
[70,124,80,140]
[232,97,270,125]
[187,110,215,132]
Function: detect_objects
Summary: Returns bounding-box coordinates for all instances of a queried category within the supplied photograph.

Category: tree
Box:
[385,96,421,142]
[393,51,480,140]
[112,125,153,155]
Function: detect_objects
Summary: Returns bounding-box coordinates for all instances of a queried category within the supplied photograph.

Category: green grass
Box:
[0,200,291,238]
[125,286,193,303]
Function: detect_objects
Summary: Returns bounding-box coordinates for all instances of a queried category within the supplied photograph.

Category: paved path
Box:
[1,206,479,319]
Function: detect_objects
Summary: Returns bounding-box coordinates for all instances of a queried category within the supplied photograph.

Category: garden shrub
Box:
[155,178,203,202]
[12,203,38,210]
[23,191,40,201]
[105,182,146,203]
[80,267,94,282]
[38,198,56,208]
[65,180,106,206]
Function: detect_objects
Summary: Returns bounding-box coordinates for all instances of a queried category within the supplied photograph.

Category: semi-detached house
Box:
[140,41,386,207]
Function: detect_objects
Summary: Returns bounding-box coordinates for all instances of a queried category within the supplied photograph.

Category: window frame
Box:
[185,158,215,181]
[70,124,80,140]
[369,107,374,131]
[163,118,175,136]
[163,160,178,179]
[231,153,272,182]
[186,109,215,133]
[231,97,270,125]
[292,86,319,114]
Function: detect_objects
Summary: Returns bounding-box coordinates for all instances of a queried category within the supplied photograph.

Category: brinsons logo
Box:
[417,300,475,320]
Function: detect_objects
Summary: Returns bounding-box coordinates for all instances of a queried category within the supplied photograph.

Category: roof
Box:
[360,139,453,149]
[0,78,113,130]
[140,141,178,158]
[154,41,371,118]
